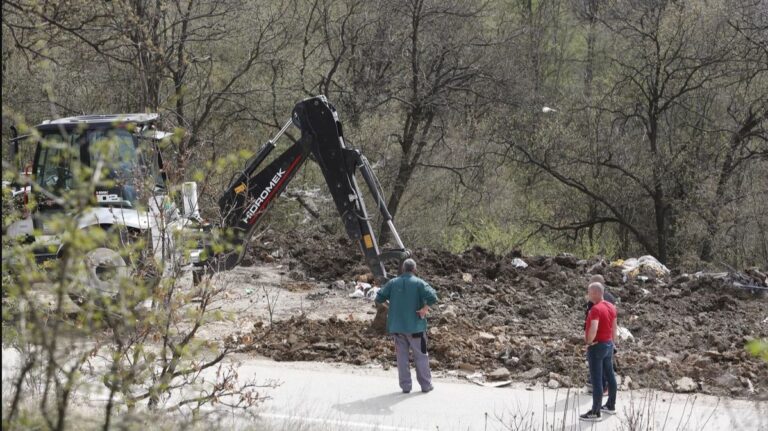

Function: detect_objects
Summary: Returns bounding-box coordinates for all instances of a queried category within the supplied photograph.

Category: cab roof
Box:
[36,113,159,131]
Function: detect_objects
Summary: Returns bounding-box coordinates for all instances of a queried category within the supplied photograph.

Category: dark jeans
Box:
[586,347,617,390]
[587,341,617,412]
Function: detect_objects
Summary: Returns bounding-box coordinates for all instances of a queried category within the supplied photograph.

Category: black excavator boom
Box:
[211,96,409,283]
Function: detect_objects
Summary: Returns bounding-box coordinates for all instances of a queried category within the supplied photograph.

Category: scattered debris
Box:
[365,286,380,300]
[511,258,528,269]
[240,231,767,398]
[348,282,378,300]
[617,326,634,342]
[612,255,671,277]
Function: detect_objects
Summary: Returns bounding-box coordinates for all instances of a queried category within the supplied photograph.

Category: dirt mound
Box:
[241,231,768,399]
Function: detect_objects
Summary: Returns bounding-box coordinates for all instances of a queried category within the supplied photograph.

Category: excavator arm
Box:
[210,96,409,283]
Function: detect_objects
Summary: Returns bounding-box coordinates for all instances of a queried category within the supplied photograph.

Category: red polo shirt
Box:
[585,300,617,343]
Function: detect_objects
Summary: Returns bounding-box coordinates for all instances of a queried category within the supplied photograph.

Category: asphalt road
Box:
[236,358,767,431]
[3,347,765,430]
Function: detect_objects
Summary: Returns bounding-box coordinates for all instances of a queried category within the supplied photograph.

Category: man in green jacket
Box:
[375,258,439,393]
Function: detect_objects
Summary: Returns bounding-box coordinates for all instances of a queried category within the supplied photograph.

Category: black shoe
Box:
[421,385,434,393]
[601,404,616,415]
[402,389,411,394]
[579,410,601,422]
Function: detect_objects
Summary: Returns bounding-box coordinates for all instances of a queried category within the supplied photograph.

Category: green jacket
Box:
[375,272,438,334]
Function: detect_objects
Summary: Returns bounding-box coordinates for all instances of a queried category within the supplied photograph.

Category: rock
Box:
[312,342,340,351]
[548,372,572,387]
[287,334,298,345]
[488,367,511,380]
[429,359,440,368]
[520,367,545,380]
[442,305,458,319]
[331,280,346,290]
[654,356,672,365]
[477,331,496,342]
[715,373,739,388]
[429,327,439,336]
[504,356,520,366]
[662,381,674,392]
[547,379,561,389]
[621,376,633,390]
[462,272,473,282]
[458,363,476,372]
[524,350,543,367]
[674,377,697,393]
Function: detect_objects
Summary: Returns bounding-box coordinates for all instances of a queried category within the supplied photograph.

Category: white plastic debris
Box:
[511,258,528,269]
[465,372,485,384]
[349,289,365,298]
[366,286,380,300]
[617,326,634,342]
[356,282,372,290]
[613,255,670,277]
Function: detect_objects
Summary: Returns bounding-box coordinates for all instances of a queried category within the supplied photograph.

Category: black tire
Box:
[66,226,157,310]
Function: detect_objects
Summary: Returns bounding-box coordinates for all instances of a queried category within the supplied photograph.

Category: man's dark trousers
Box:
[588,341,617,412]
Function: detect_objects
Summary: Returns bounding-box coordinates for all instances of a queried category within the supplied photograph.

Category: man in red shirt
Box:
[580,282,618,422]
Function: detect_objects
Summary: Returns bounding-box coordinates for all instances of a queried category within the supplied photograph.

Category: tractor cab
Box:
[30,114,166,207]
[5,113,173,260]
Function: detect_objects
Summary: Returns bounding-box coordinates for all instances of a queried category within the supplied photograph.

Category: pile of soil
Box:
[236,231,768,399]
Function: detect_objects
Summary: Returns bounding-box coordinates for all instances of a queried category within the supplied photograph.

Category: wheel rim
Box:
[83,247,129,297]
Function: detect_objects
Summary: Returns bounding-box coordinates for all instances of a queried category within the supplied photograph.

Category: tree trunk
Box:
[700,110,763,261]
[378,111,434,246]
